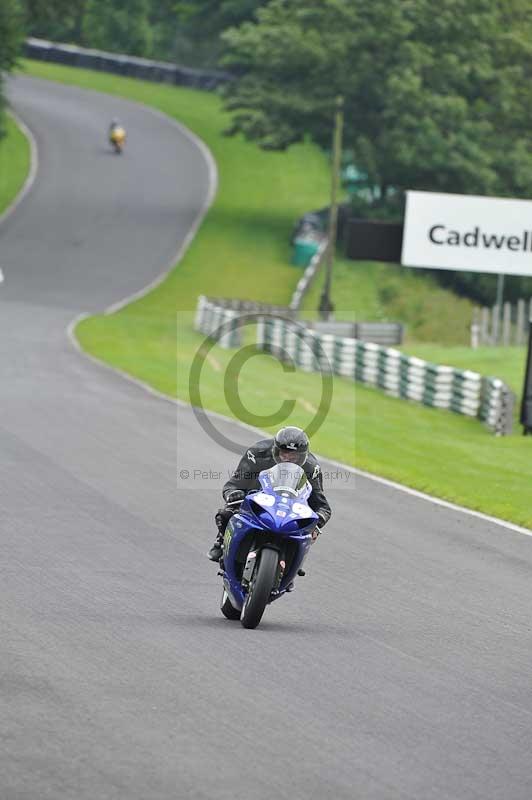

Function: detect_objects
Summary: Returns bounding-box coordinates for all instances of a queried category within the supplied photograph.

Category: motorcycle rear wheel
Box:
[220,588,241,620]
[241,547,278,629]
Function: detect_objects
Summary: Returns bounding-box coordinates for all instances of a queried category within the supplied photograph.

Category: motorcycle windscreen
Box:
[260,463,308,497]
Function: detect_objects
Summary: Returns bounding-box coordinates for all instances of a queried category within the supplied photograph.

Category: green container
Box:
[292,238,320,267]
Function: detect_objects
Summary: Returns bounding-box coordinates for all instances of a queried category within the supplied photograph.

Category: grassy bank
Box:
[0,112,31,215]
[301,256,476,346]
[23,60,532,529]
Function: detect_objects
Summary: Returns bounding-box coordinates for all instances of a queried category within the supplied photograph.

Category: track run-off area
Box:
[2,75,532,800]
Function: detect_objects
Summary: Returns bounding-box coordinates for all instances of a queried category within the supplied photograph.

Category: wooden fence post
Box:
[502,302,511,347]
[491,305,499,345]
[470,308,480,349]
[481,307,490,345]
[516,299,525,346]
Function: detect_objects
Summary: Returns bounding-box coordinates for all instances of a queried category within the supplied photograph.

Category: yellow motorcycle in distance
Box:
[109,120,126,154]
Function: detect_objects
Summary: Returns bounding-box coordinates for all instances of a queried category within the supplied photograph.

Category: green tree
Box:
[22,0,88,43]
[20,0,264,63]
[82,0,152,57]
[148,0,179,60]
[222,0,532,211]
[176,0,264,36]
[0,0,24,138]
[173,0,266,66]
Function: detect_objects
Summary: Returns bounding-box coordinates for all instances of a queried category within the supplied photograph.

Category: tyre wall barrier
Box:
[194,296,240,348]
[194,296,299,348]
[24,38,232,91]
[202,296,297,319]
[194,295,402,348]
[256,316,514,435]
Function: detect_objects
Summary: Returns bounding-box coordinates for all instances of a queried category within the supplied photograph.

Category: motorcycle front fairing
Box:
[221,464,318,610]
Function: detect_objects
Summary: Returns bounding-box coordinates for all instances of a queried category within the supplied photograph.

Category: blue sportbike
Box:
[219,462,318,629]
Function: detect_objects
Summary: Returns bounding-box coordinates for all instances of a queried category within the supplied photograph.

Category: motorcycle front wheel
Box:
[241,547,278,629]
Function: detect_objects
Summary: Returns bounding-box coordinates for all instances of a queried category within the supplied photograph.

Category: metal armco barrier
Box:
[303,320,403,346]
[24,38,231,90]
[257,317,514,435]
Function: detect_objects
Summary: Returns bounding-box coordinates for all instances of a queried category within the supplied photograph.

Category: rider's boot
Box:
[286,569,306,591]
[207,533,223,562]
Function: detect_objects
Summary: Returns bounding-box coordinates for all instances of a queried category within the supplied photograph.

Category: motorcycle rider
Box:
[207,426,331,562]
[108,118,126,149]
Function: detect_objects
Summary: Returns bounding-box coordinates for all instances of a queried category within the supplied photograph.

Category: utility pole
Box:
[319,95,344,320]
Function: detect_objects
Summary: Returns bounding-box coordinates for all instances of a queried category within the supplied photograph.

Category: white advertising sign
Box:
[402,190,532,276]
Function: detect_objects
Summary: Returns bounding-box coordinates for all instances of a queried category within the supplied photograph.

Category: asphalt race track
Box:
[2,75,532,800]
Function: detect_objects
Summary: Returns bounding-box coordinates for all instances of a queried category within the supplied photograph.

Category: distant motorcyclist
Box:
[208,426,332,562]
[109,118,126,153]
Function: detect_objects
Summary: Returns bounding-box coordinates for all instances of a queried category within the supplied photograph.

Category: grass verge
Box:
[0,112,31,215]
[23,60,532,529]
[75,308,532,527]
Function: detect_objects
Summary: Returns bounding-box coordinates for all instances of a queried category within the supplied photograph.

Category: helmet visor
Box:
[273,443,307,466]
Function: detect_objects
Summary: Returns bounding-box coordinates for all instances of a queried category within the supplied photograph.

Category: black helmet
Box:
[272,426,309,466]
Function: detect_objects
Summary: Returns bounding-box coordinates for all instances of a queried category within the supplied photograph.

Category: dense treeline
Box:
[2,0,532,302]
[223,1,532,202]
[0,0,24,136]
[20,0,265,64]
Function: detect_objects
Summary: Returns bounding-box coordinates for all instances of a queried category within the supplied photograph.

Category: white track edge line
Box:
[322,457,532,537]
[0,110,38,228]
[60,83,532,541]
[67,313,182,404]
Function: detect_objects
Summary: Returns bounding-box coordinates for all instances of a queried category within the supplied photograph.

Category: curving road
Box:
[2,75,532,800]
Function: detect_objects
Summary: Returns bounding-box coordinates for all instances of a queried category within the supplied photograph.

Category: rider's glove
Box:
[316,512,327,529]
[225,489,246,504]
[310,512,326,542]
[311,526,321,542]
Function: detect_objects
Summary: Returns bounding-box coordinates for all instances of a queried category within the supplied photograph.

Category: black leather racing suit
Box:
[216,438,332,535]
